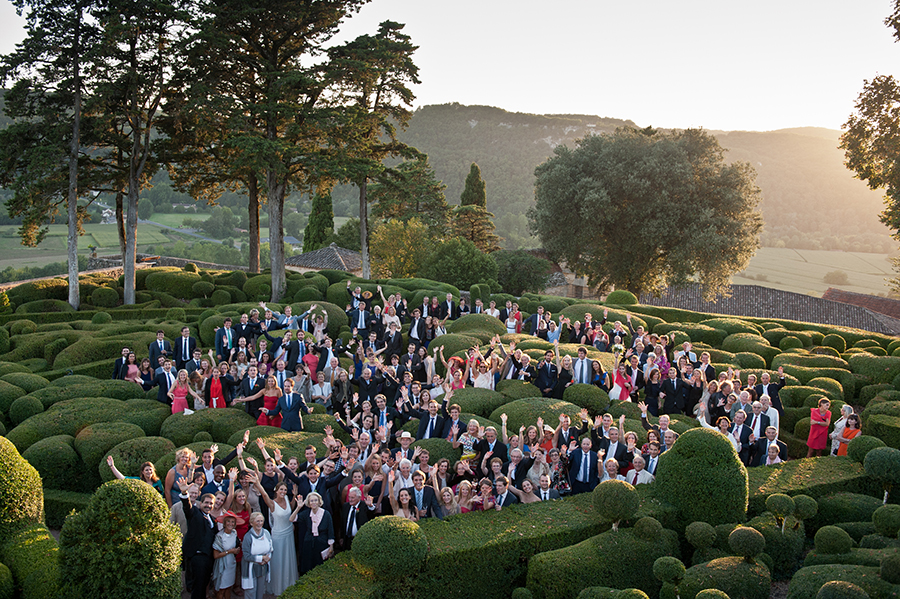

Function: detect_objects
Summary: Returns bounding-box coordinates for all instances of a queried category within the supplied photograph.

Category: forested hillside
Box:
[378,104,892,252]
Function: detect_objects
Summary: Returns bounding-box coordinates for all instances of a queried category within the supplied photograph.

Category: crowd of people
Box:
[107,283,864,597]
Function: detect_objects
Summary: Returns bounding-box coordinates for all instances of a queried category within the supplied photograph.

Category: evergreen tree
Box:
[369,157,449,235]
[451,204,502,253]
[303,190,335,253]
[460,163,486,207]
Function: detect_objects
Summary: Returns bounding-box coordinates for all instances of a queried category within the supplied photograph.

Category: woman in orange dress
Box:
[836,414,861,456]
[256,375,283,427]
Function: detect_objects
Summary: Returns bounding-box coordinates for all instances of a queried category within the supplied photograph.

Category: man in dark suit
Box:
[498,300,513,323]
[441,401,464,441]
[754,366,786,415]
[413,397,448,440]
[373,394,399,431]
[315,338,339,374]
[493,475,519,510]
[568,437,600,494]
[346,305,370,339]
[418,296,432,319]
[239,366,265,416]
[659,367,687,415]
[440,293,457,320]
[270,360,294,392]
[148,330,172,366]
[730,410,754,465]
[175,326,199,371]
[360,331,385,356]
[751,426,788,467]
[339,487,375,550]
[233,313,257,345]
[598,427,631,469]
[261,378,310,432]
[474,426,509,464]
[535,350,558,398]
[746,402,771,441]
[502,448,535,489]
[150,360,176,405]
[214,317,235,362]
[523,306,545,335]
[176,478,217,599]
[410,471,443,519]
[354,368,379,405]
[694,351,715,383]
[346,281,371,311]
[185,348,204,375]
[264,329,302,372]
[537,473,561,500]
[555,411,589,450]
[642,442,662,477]
[407,309,426,348]
[111,346,130,379]
[625,353,646,398]
[383,322,404,359]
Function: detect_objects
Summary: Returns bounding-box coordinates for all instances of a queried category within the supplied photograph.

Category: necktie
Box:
[380,412,386,427]
[167,372,174,388]
[580,361,586,384]
[582,452,589,482]
[543,491,548,501]
[159,340,163,351]
[649,458,655,474]
[226,329,232,348]
[287,394,292,409]
[428,417,435,438]
[183,339,188,360]
[347,506,356,537]
[415,490,423,510]
[752,416,758,431]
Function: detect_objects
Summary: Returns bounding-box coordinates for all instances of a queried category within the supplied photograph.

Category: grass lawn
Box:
[147,212,209,228]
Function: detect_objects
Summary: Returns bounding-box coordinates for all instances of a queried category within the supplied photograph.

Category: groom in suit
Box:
[261,378,310,432]
[177,478,218,599]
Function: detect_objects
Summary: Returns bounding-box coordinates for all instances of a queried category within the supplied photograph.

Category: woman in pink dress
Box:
[256,375,283,427]
[806,398,832,457]
[169,369,202,414]
[122,353,141,384]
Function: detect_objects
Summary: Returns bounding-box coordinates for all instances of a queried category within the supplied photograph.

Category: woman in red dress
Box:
[256,375,283,427]
[806,398,832,458]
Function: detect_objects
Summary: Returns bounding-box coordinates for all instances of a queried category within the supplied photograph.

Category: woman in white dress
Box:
[212,511,243,599]
[254,480,298,596]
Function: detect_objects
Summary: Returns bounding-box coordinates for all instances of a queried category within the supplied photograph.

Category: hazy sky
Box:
[1,0,897,132]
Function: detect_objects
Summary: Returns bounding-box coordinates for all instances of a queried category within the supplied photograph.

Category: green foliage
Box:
[728,526,766,561]
[789,564,897,599]
[606,290,638,305]
[766,493,796,520]
[781,336,805,350]
[686,521,718,549]
[654,556,686,584]
[418,237,498,290]
[351,516,428,580]
[0,437,44,539]
[847,435,886,464]
[824,334,848,353]
[101,437,176,482]
[489,397,582,434]
[144,271,201,300]
[371,218,434,278]
[496,379,541,400]
[303,192,335,253]
[816,581,871,599]
[59,480,181,599]
[460,162,486,207]
[872,505,900,538]
[74,422,146,484]
[0,562,11,599]
[0,328,8,354]
[848,354,900,385]
[815,526,855,555]
[655,428,748,526]
[862,414,900,451]
[446,313,507,337]
[9,395,43,426]
[810,494,884,535]
[563,384,611,415]
[592,480,639,526]
[680,557,771,599]
[43,489,92,529]
[882,554,900,584]
[90,287,119,308]
[159,408,256,446]
[747,512,806,579]
[0,524,59,599]
[22,434,81,492]
[370,157,450,235]
[191,281,215,298]
[0,372,49,394]
[794,495,819,521]
[864,447,900,500]
[411,438,461,465]
[451,203,501,253]
[494,250,552,295]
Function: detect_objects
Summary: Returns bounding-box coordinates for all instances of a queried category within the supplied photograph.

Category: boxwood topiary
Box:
[14,298,75,314]
[447,313,507,337]
[655,428,748,527]
[191,281,215,299]
[815,525,856,555]
[788,564,896,599]
[58,479,182,599]
[74,422,146,480]
[701,318,763,336]
[243,274,272,300]
[0,372,49,394]
[351,515,428,580]
[0,436,45,539]
[451,387,508,418]
[822,335,848,353]
[862,414,900,452]
[605,290,638,305]
[593,480,639,530]
[496,379,541,400]
[781,336,805,350]
[100,436,176,482]
[0,562,11,599]
[747,512,805,579]
[816,581,870,599]
[810,494,884,534]
[8,395,43,426]
[411,438,461,465]
[145,271,201,299]
[22,434,82,492]
[729,526,766,561]
[864,447,900,503]
[8,319,37,336]
[872,505,900,538]
[846,435,886,464]
[679,557,771,599]
[489,397,583,434]
[0,328,8,354]
[696,591,731,599]
[686,521,718,549]
[0,523,60,599]
[563,384,611,415]
[848,354,900,385]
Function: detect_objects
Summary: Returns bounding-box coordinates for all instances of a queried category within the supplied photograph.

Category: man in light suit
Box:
[626,455,655,485]
[148,330,172,366]
[261,378,309,432]
[175,326,199,372]
[493,475,519,509]
[568,437,600,494]
[176,478,217,599]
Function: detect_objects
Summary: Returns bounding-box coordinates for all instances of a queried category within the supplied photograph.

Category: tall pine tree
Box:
[460,163,486,207]
[452,162,500,252]
[303,188,335,252]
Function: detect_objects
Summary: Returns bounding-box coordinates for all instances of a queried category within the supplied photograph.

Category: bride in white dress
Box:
[255,480,300,596]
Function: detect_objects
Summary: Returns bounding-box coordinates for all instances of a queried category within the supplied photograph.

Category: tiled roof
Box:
[285,243,362,272]
[822,288,900,320]
[639,284,900,335]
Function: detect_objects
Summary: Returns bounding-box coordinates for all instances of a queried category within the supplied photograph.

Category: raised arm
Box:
[106,456,126,481]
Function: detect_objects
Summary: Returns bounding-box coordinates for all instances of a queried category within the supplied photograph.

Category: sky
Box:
[0,0,897,132]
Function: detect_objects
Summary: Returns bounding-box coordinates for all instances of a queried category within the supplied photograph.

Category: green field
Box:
[735,247,893,296]
[147,212,209,228]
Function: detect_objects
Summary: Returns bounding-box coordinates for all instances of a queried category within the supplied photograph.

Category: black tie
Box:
[347,506,357,538]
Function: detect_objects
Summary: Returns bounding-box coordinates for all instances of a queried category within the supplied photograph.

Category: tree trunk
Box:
[248,176,260,273]
[115,189,126,258]
[359,178,369,279]
[123,174,139,305]
[67,13,82,310]
[266,169,285,302]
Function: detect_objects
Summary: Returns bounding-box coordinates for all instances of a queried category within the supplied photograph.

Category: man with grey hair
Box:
[747,401,770,440]
[759,395,779,432]
[339,486,375,551]
[503,447,534,489]
[626,455,655,485]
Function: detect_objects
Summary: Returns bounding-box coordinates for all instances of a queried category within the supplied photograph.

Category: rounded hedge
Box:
[91,286,119,308]
[766,494,795,519]
[605,290,638,305]
[512,588,534,599]
[686,521,718,549]
[653,556,686,584]
[617,591,650,599]
[728,526,766,561]
[863,446,900,493]
[352,515,428,580]
[0,562,12,599]
[58,479,182,599]
[881,554,900,585]
[100,436,176,482]
[679,557,770,599]
[497,379,541,400]
[91,311,113,325]
[0,436,45,540]
[411,438,461,466]
[822,335,847,353]
[9,319,37,336]
[872,504,900,538]
[793,495,819,521]
[702,318,762,336]
[592,479,639,525]
[447,313,507,337]
[780,336,804,350]
[695,591,731,599]
[563,384,611,415]
[210,289,231,306]
[634,516,664,541]
[451,387,509,418]
[489,397,583,435]
[0,372,50,394]
[9,395,44,426]
[846,435,886,464]
[193,431,213,443]
[655,428,748,527]
[74,422,146,477]
[145,271,200,299]
[0,328,8,354]
[815,525,854,555]
[22,434,81,492]
[816,581,870,599]
[0,380,26,414]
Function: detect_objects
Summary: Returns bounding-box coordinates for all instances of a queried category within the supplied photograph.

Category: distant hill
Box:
[377,104,892,252]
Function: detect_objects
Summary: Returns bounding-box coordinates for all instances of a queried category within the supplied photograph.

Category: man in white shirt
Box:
[760,395,779,432]
[493,476,519,510]
[537,473,560,501]
[627,456,655,485]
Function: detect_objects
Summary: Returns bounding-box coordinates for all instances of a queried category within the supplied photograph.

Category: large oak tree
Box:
[529,127,763,299]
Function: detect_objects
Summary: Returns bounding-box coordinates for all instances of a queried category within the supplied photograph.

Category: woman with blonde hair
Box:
[164,447,196,507]
[255,375,283,427]
[169,369,202,414]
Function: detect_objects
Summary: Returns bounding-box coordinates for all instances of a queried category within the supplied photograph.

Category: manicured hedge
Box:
[0,437,44,540]
[848,354,900,385]
[563,384,611,415]
[451,387,510,418]
[0,372,49,394]
[653,323,728,347]
[73,422,146,486]
[22,435,83,492]
[747,512,806,579]
[497,379,543,400]
[0,523,60,599]
[158,408,256,446]
[680,557,771,599]
[862,414,900,450]
[100,436,176,483]
[447,313,507,337]
[787,565,898,599]
[43,489,92,529]
[489,397,583,435]
[145,270,201,299]
[809,494,884,534]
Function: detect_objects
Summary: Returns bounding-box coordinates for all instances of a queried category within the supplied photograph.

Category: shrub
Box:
[787,565,895,599]
[9,395,43,426]
[0,524,60,599]
[0,372,50,394]
[90,286,119,308]
[490,397,583,435]
[729,526,766,561]
[882,554,900,584]
[593,480,639,530]
[848,354,900,385]
[606,290,638,305]
[734,352,767,369]
[686,521,718,549]
[145,271,200,299]
[823,335,848,353]
[352,516,428,581]
[872,505,900,538]
[43,338,69,366]
[864,447,900,502]
[496,379,541,400]
[191,281,215,298]
[816,581,870,599]
[634,516,664,540]
[447,313,507,337]
[0,437,44,539]
[22,434,82,492]
[654,323,727,347]
[243,274,272,299]
[859,384,894,406]
[696,591,731,599]
[847,435,886,464]
[451,387,509,418]
[411,438,461,466]
[9,319,37,335]
[794,494,819,521]
[655,428,748,526]
[815,525,854,555]
[862,414,900,452]
[654,556,686,584]
[702,318,763,336]
[209,289,231,305]
[0,328,8,354]
[679,557,771,599]
[15,298,75,314]
[74,422,146,482]
[781,336,804,350]
[563,384,611,415]
[766,493,796,528]
[811,494,884,534]
[59,479,182,599]
[43,489,92,529]
[0,562,11,599]
[747,512,806,579]
[100,436,177,483]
